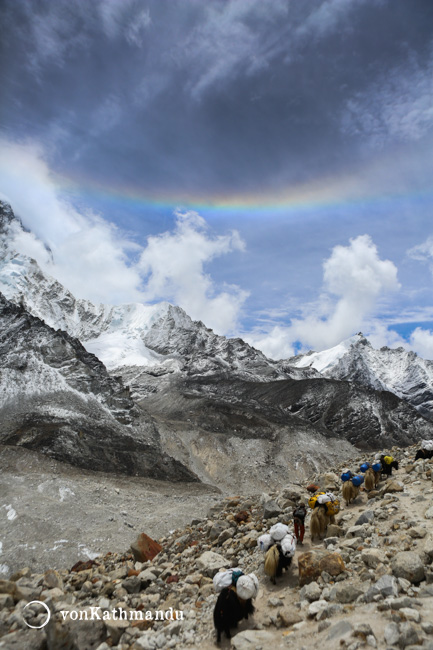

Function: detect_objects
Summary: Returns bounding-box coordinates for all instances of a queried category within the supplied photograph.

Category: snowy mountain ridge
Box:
[290,333,433,420]
[0,200,311,385]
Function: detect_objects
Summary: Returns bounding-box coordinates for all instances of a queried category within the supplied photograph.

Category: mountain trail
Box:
[1,443,433,649]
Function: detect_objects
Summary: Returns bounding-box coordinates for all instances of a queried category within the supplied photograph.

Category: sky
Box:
[1,0,433,359]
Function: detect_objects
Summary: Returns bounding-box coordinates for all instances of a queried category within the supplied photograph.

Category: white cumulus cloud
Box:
[0,137,247,332]
[139,210,248,334]
[409,328,433,361]
[245,234,400,359]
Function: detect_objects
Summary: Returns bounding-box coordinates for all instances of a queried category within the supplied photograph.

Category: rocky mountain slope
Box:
[1,444,433,649]
[290,333,433,421]
[0,292,196,482]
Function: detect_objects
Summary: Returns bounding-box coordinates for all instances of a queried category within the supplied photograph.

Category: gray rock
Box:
[346,525,368,539]
[0,629,46,649]
[424,506,433,519]
[384,622,400,646]
[361,548,385,568]
[263,500,281,519]
[300,581,322,602]
[408,526,427,539]
[388,597,416,610]
[122,576,141,593]
[365,575,399,601]
[398,622,422,648]
[326,620,353,641]
[308,599,328,618]
[355,511,375,525]
[231,630,276,649]
[418,584,433,598]
[332,583,364,604]
[391,552,425,584]
[399,608,420,623]
[196,551,226,577]
[138,569,157,588]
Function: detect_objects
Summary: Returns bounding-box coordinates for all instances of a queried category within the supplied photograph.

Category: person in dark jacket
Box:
[293,503,307,544]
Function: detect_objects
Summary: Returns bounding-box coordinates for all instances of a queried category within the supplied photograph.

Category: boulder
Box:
[361,548,386,569]
[346,525,368,539]
[398,622,422,648]
[392,551,425,584]
[43,569,63,590]
[278,609,303,627]
[355,511,375,525]
[326,620,353,642]
[300,581,322,602]
[196,551,226,577]
[318,472,339,490]
[384,622,400,646]
[331,582,364,603]
[263,500,281,519]
[130,533,162,562]
[381,480,404,495]
[308,599,328,618]
[365,575,399,601]
[298,551,345,586]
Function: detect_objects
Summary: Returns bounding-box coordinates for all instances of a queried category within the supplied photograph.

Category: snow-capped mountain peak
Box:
[290,333,433,420]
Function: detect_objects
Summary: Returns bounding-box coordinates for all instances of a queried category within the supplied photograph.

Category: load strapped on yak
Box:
[421,440,433,451]
[213,568,259,600]
[351,475,364,487]
[341,469,353,482]
[257,522,297,558]
[308,491,340,516]
[382,455,393,465]
[372,461,382,472]
[360,462,371,473]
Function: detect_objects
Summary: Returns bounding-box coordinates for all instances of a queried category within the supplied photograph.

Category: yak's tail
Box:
[264,544,279,578]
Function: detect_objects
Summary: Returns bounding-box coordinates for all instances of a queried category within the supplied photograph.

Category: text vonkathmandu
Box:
[60,607,184,622]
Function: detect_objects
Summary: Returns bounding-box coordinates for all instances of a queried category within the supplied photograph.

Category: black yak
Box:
[380,455,399,477]
[213,586,254,643]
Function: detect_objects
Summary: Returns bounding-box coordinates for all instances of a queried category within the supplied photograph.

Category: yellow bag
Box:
[325,499,340,516]
[383,455,393,465]
[308,492,325,509]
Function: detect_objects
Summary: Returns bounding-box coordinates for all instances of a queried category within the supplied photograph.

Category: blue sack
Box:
[351,475,364,487]
[341,471,352,482]
[360,463,370,472]
[372,462,382,472]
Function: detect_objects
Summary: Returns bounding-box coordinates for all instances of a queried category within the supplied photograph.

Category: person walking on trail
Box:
[293,503,307,545]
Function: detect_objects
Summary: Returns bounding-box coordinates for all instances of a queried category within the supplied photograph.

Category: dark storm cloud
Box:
[1,0,433,196]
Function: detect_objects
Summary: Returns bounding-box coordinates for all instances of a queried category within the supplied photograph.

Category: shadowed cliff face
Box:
[0,293,197,482]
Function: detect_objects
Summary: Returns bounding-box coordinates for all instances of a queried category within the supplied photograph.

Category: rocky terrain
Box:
[1,444,433,650]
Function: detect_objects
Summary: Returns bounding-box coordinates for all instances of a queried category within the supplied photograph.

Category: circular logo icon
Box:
[23,600,51,629]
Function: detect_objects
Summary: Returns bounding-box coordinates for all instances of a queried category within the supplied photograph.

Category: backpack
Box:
[293,505,306,520]
[325,499,340,516]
